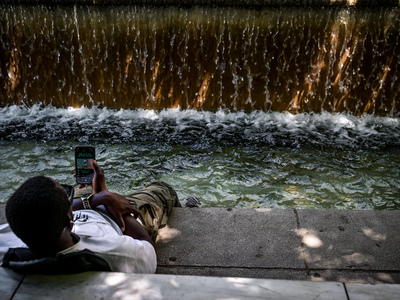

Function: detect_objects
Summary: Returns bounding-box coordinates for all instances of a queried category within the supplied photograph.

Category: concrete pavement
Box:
[155,208,400,284]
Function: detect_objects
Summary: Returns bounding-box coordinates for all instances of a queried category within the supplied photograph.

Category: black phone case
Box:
[75,146,95,185]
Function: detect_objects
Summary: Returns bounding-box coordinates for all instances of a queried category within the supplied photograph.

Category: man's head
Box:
[6,176,71,255]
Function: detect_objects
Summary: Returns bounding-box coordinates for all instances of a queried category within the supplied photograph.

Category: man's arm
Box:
[123,214,154,246]
[72,194,153,246]
[72,160,153,246]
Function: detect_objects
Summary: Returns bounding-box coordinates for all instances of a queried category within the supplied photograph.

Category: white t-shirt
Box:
[0,210,156,274]
[0,223,27,261]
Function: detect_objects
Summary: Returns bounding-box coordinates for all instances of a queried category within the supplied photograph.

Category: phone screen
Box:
[75,146,95,184]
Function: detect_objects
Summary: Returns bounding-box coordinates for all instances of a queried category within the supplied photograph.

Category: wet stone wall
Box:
[0,4,399,115]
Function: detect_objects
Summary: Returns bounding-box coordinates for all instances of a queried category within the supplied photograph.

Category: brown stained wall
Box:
[0,4,399,115]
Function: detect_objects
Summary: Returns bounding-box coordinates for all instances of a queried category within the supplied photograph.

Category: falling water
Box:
[1,5,399,115]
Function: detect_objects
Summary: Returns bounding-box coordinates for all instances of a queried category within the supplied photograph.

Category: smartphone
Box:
[75,146,95,185]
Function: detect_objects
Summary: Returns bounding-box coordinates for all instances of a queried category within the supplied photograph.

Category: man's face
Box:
[67,208,74,229]
[59,183,74,207]
[54,181,74,228]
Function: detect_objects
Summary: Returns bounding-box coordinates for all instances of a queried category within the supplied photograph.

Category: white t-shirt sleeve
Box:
[98,238,157,274]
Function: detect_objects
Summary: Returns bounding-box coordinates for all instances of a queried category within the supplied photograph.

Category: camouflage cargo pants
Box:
[125,181,181,242]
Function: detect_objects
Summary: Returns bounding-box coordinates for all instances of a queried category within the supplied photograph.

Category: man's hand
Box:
[91,160,108,194]
[91,160,140,232]
[90,161,152,244]
[92,190,140,233]
[74,159,106,190]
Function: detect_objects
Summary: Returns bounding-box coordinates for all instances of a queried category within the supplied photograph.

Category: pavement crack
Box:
[294,209,311,279]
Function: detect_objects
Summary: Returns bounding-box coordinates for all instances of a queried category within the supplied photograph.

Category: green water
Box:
[1,107,399,209]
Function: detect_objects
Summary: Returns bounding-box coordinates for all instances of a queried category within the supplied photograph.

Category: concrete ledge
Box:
[155,208,400,284]
[2,268,400,299]
[7,271,350,299]
[2,269,400,300]
[2,0,400,6]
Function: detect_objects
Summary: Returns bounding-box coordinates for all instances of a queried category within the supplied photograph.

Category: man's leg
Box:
[73,185,93,199]
[125,182,181,242]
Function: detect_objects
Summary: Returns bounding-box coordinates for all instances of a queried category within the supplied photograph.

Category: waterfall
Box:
[0,5,399,115]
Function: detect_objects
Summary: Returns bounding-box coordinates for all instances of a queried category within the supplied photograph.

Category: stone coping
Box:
[2,268,400,300]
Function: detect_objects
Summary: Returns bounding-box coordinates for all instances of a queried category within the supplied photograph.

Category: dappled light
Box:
[362,228,387,242]
[296,229,323,248]
[156,224,181,242]
[295,210,399,284]
[105,272,128,287]
[112,276,163,299]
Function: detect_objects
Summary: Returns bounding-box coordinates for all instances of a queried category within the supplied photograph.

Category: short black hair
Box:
[6,176,70,255]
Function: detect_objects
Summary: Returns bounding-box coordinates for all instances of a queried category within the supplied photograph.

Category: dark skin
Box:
[56,160,154,252]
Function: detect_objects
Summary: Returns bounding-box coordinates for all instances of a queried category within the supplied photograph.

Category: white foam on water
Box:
[1,105,399,149]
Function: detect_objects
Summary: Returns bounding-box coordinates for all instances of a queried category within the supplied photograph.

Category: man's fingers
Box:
[92,160,100,173]
[129,206,141,217]
[92,160,104,175]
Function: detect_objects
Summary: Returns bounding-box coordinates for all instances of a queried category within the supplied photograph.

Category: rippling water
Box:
[1,105,399,209]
